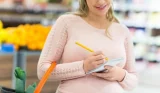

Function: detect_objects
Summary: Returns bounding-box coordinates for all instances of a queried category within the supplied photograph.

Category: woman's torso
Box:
[56,14,128,93]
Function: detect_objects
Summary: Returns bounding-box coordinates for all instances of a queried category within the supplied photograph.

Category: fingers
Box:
[88,51,106,62]
[91,66,117,81]
[90,60,104,68]
[95,59,105,65]
[92,55,105,61]
[92,72,111,78]
[90,55,105,68]
[103,69,109,73]
[91,51,103,56]
[104,65,113,71]
[84,51,107,72]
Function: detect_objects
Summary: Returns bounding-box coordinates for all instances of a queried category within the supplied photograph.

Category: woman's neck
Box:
[84,12,109,29]
[87,13,107,24]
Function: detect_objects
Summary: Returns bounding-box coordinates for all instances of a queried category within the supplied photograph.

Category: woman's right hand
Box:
[83,51,105,73]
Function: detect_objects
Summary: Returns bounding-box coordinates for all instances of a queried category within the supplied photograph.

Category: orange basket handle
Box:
[34,62,57,93]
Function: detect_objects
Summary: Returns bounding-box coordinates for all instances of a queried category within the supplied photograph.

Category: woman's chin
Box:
[95,9,110,17]
[95,12,108,17]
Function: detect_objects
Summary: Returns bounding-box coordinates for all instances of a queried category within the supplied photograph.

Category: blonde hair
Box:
[74,0,119,39]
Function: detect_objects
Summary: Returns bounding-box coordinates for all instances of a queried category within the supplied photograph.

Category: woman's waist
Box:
[57,75,124,93]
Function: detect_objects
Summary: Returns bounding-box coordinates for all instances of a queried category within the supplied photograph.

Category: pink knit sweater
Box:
[37,14,138,93]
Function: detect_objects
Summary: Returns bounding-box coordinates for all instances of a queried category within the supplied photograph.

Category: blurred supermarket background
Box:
[0,0,160,93]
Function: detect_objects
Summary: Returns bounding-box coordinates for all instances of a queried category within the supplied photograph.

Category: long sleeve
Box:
[118,27,138,90]
[37,15,86,81]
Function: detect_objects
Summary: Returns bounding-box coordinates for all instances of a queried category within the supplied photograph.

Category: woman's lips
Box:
[95,5,107,10]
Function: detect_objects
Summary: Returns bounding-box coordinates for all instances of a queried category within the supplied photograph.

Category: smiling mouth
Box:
[95,5,107,10]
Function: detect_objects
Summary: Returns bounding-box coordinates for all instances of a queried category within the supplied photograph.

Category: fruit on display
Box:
[0,29,8,43]
[0,20,7,44]
[0,21,52,51]
[0,20,3,30]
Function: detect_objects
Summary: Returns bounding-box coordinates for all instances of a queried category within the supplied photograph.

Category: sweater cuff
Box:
[118,70,129,88]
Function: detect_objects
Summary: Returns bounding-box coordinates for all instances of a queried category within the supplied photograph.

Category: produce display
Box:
[0,20,52,51]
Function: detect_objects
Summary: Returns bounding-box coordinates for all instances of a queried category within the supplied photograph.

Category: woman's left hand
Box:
[92,66,126,82]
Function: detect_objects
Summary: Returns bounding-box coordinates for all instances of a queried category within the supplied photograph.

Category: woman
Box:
[37,0,138,93]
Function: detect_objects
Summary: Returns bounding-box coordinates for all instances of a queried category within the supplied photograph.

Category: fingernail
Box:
[105,69,109,72]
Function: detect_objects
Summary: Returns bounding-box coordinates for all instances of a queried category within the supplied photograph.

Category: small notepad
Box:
[87,57,124,74]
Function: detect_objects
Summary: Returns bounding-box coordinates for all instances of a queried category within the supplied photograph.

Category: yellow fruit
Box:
[28,43,37,50]
[0,29,8,42]
[0,23,52,50]
[0,20,3,30]
[37,42,44,50]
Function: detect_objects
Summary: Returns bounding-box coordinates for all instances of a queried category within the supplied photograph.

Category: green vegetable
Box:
[26,83,37,93]
[15,67,26,93]
[14,67,37,93]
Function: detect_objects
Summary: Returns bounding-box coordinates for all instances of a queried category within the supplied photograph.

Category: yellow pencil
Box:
[75,42,108,60]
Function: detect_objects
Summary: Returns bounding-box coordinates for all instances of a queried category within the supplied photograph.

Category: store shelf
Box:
[0,51,41,56]
[113,0,160,62]
[0,3,70,14]
[114,2,160,12]
[0,52,15,56]
[26,51,41,55]
[0,14,42,23]
[148,25,160,29]
[0,3,71,27]
[123,21,147,28]
[113,2,149,12]
[44,3,71,13]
